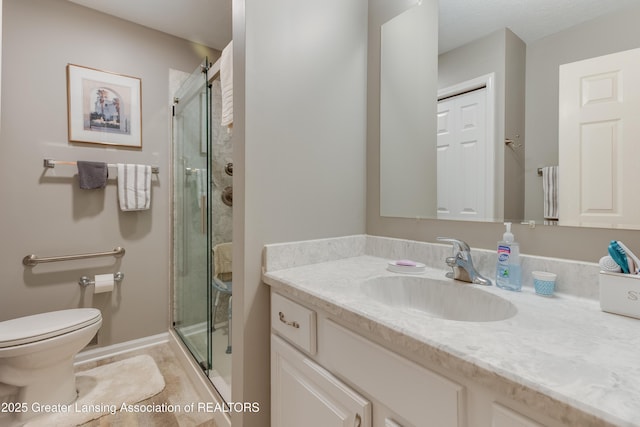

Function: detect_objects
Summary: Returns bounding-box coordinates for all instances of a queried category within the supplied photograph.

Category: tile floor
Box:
[75,342,218,427]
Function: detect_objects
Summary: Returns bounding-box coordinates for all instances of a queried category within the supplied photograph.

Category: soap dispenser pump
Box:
[496,222,522,291]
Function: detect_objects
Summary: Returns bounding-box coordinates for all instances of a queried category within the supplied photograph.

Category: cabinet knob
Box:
[278,311,300,329]
[354,413,361,427]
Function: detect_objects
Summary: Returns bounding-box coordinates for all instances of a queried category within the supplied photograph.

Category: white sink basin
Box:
[359,276,517,322]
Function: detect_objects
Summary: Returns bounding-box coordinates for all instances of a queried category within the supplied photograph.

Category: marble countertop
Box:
[262,238,640,427]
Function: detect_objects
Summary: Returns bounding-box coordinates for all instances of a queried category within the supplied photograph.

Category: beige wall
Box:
[0,0,213,346]
[233,0,368,424]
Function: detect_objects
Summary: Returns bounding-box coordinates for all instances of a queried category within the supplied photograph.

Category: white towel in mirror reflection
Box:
[542,166,558,220]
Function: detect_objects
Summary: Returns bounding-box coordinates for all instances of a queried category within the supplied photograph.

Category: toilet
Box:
[0,308,102,421]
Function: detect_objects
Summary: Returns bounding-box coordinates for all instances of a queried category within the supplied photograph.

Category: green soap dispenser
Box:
[496,222,522,291]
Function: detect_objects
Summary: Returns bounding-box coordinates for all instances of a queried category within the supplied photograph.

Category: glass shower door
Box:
[172,59,212,373]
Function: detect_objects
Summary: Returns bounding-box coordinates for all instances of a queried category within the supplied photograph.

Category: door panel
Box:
[437,88,488,220]
[559,48,640,227]
[437,102,454,217]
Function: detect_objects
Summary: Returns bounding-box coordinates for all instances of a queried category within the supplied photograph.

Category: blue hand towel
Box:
[77,161,108,189]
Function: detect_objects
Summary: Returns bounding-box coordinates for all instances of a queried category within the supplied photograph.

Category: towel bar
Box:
[23,247,125,266]
[44,159,159,174]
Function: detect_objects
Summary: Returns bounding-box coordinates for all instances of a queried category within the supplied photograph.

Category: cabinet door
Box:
[272,334,371,427]
[492,403,542,427]
[324,320,464,427]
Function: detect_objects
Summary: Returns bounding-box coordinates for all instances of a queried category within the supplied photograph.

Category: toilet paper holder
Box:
[79,272,124,287]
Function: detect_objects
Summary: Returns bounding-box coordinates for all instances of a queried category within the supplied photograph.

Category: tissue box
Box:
[599,271,640,319]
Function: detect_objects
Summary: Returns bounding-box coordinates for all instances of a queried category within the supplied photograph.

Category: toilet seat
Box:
[0,308,101,348]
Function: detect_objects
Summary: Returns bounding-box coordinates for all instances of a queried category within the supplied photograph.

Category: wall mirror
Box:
[379,0,640,230]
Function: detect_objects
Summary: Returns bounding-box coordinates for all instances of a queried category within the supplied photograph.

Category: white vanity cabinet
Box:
[271,293,371,427]
[271,335,371,427]
[321,319,465,426]
[271,291,465,427]
[491,404,543,427]
[270,290,560,427]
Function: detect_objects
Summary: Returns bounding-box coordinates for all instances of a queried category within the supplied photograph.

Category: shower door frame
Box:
[171,58,213,376]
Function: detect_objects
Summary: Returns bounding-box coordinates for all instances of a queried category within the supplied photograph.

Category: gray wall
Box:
[0,0,2,121]
[503,29,526,221]
[233,0,368,424]
[0,0,213,345]
[379,1,438,218]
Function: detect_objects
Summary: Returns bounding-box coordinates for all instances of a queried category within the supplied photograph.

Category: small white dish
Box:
[387,260,426,274]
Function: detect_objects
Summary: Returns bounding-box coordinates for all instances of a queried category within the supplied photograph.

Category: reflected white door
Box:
[437,88,489,220]
[559,48,640,227]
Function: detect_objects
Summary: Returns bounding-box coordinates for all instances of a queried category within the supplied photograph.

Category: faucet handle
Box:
[437,237,471,253]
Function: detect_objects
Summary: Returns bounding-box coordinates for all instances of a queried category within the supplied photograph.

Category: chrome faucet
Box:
[437,238,492,286]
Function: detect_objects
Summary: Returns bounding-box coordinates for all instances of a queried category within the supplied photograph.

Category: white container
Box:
[599,271,640,319]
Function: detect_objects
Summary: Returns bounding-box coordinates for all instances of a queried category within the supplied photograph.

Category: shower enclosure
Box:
[172,57,233,402]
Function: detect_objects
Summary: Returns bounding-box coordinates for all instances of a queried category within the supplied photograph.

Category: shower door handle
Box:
[201,195,207,234]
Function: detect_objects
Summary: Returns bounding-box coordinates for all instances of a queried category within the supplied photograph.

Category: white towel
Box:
[220,40,233,128]
[117,164,151,211]
[542,166,559,220]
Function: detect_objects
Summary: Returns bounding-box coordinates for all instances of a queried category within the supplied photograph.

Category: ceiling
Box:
[67,0,637,53]
[438,0,639,53]
[67,0,232,51]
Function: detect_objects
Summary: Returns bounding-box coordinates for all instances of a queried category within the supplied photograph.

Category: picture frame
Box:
[67,64,142,148]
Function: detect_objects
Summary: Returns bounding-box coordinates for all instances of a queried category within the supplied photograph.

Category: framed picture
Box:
[67,64,142,148]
